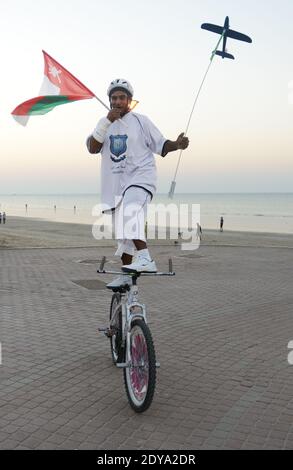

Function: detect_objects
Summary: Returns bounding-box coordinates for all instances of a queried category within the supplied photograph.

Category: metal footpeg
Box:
[98,327,113,338]
[116,362,129,368]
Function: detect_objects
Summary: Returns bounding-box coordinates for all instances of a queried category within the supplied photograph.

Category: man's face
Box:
[110,90,131,115]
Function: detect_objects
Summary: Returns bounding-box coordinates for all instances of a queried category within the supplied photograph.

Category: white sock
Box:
[138,248,151,260]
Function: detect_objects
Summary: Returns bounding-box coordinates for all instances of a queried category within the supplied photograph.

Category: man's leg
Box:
[121,252,133,265]
[106,242,134,289]
[115,187,156,272]
[123,188,156,271]
[133,240,147,250]
[133,239,152,260]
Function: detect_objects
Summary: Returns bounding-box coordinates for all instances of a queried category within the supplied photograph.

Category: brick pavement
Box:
[0,243,293,449]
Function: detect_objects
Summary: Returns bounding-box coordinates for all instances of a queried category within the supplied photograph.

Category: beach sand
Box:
[1,215,293,249]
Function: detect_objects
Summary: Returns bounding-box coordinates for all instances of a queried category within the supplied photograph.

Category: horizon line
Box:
[1,192,293,196]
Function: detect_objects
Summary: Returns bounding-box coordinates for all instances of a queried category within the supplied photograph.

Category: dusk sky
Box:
[1,0,293,194]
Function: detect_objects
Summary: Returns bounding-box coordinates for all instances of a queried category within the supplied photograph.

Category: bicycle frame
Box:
[98,256,175,369]
[108,283,147,368]
[97,257,175,411]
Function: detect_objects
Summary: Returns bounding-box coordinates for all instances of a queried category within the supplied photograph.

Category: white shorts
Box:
[113,186,151,257]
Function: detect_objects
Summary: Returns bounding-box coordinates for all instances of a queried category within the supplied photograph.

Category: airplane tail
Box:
[215,50,235,60]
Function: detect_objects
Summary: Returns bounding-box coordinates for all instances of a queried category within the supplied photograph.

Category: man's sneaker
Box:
[122,256,157,273]
[106,274,131,289]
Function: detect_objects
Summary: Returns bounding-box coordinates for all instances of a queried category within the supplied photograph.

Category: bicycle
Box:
[97,257,175,413]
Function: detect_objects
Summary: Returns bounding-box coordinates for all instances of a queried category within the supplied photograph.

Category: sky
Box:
[1,0,293,194]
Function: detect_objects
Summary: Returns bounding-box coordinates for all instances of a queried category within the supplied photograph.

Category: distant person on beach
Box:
[0,213,2,224]
[25,204,28,213]
[175,231,183,246]
[220,216,224,232]
[196,223,202,240]
[74,205,76,214]
[3,212,6,224]
[87,78,189,288]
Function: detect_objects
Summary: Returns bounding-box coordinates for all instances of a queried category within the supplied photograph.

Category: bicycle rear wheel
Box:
[109,293,123,364]
[123,319,156,413]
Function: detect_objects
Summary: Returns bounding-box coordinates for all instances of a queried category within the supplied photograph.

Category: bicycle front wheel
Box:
[124,319,156,413]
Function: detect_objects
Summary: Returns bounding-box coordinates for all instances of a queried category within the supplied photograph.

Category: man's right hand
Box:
[107,108,122,122]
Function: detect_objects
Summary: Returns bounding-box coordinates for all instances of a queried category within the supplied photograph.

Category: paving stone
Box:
[0,244,293,450]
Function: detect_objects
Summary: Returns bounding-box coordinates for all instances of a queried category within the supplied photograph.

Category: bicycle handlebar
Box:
[97,257,175,276]
[97,270,175,276]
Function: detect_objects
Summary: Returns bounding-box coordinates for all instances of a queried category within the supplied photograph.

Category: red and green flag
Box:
[12,50,95,126]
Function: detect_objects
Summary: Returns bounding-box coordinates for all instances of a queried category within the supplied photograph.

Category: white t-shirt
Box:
[98,112,166,211]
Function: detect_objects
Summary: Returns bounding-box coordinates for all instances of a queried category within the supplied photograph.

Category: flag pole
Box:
[168,31,226,199]
[93,95,128,127]
[94,95,110,111]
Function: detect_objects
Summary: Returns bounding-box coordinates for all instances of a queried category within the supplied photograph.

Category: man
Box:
[87,78,189,288]
[196,222,202,241]
[220,216,224,232]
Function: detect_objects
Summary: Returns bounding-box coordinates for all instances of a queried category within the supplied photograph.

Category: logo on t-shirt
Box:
[109,135,128,162]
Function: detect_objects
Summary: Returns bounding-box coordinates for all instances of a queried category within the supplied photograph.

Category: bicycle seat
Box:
[106,285,130,293]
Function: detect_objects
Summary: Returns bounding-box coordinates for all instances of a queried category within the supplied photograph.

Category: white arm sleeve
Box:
[92,117,111,143]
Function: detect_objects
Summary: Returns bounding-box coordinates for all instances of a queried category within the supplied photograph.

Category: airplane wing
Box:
[201,23,224,35]
[226,28,252,43]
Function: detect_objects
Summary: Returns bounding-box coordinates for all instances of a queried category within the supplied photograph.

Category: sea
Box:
[0,193,292,234]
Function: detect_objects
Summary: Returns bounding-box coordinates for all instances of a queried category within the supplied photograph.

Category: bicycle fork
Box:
[118,306,160,369]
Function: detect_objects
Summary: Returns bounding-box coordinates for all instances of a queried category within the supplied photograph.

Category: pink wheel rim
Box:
[129,329,149,402]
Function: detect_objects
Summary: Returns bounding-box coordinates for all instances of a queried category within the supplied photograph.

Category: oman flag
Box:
[12,50,95,126]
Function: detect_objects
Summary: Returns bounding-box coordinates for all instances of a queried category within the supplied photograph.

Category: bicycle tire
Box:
[109,293,123,364]
[123,319,156,413]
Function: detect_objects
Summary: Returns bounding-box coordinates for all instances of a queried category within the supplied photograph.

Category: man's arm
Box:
[87,136,103,154]
[86,108,122,154]
[162,132,189,157]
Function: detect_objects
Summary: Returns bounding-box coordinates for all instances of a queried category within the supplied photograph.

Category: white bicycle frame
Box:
[98,257,175,368]
[116,285,147,368]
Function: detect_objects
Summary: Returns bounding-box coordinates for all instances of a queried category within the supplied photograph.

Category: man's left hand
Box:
[176,133,189,150]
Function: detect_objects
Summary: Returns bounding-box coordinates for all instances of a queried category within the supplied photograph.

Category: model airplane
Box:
[201,16,252,60]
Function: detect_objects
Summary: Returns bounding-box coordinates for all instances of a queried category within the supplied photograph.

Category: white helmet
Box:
[107,78,134,97]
